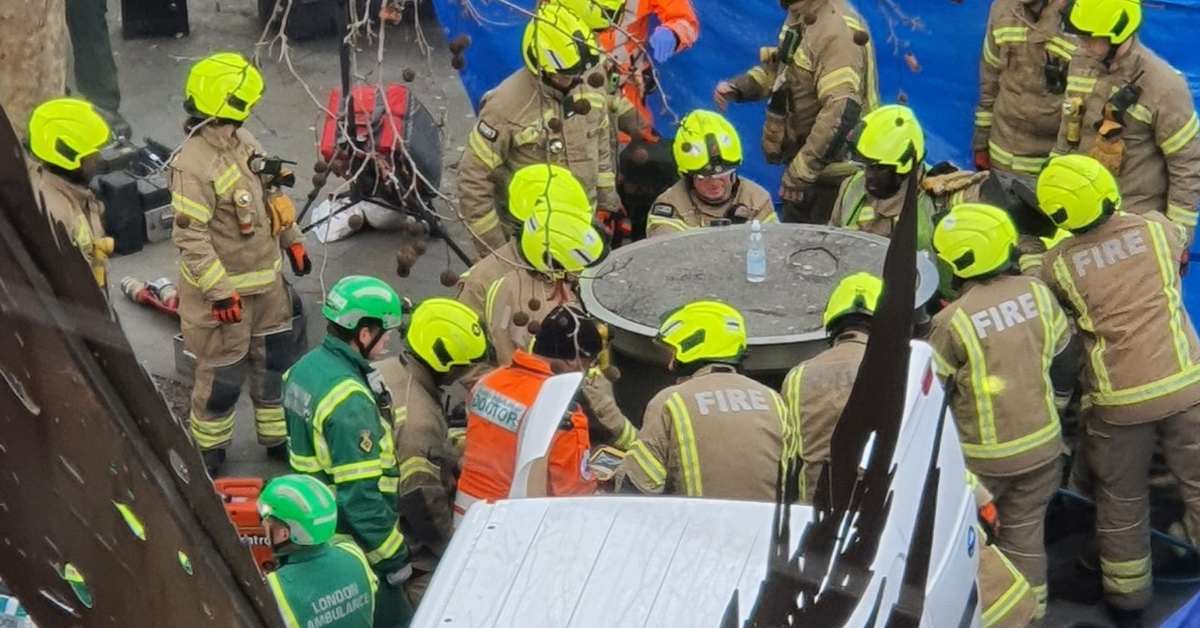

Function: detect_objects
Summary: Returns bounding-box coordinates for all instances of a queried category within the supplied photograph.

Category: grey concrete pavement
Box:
[100,0,478,479]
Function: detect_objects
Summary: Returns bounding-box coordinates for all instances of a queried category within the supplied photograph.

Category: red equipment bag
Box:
[318,83,443,192]
[214,477,276,573]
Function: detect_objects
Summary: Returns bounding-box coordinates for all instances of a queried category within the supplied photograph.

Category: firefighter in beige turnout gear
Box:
[170,53,311,473]
[1054,0,1200,240]
[646,109,777,238]
[616,301,796,500]
[27,98,114,289]
[374,298,488,605]
[929,203,1069,619]
[1036,155,1200,621]
[457,5,619,257]
[969,474,1041,628]
[715,0,879,224]
[782,272,877,503]
[973,0,1077,176]
[456,164,592,317]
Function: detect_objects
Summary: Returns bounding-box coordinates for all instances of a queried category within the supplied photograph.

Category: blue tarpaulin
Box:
[432,0,1200,312]
[1163,589,1200,627]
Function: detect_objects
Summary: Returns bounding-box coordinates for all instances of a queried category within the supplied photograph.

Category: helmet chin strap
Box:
[355,327,386,358]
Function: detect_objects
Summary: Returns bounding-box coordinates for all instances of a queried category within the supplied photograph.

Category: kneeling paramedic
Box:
[283,275,412,627]
[260,474,376,628]
[1036,154,1200,624]
[646,109,776,237]
[615,300,796,501]
[782,272,880,503]
[455,305,602,523]
[27,97,114,289]
[929,202,1071,620]
[169,52,310,474]
[374,298,488,604]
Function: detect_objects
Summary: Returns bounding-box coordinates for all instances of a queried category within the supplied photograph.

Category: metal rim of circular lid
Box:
[580,224,935,344]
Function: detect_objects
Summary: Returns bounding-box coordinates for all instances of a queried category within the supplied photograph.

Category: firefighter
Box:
[457,4,619,257]
[374,298,488,605]
[282,275,413,628]
[646,109,777,238]
[27,97,114,289]
[928,203,1070,620]
[456,163,591,317]
[169,53,311,475]
[714,0,879,224]
[1035,154,1200,625]
[482,205,637,449]
[973,0,1077,176]
[1055,0,1200,240]
[455,304,602,523]
[970,475,1041,628]
[259,474,377,628]
[615,300,795,500]
[782,272,878,503]
[833,104,1061,271]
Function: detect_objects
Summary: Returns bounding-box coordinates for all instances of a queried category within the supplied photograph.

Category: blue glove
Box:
[648,26,678,64]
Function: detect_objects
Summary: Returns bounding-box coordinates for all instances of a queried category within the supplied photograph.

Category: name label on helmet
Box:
[1070,231,1148,278]
[694,389,770,416]
[469,387,527,432]
[969,293,1038,339]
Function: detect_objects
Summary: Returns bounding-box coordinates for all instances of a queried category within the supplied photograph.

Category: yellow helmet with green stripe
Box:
[657,300,747,365]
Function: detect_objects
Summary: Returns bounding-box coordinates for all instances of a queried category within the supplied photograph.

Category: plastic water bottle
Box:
[746,219,767,283]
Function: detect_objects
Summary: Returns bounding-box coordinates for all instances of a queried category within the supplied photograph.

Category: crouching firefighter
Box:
[170,52,311,474]
[374,298,489,605]
[283,275,413,628]
[259,474,377,628]
[646,109,776,238]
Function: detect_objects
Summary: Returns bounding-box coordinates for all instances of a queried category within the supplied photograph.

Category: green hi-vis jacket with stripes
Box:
[283,335,409,575]
[267,542,377,628]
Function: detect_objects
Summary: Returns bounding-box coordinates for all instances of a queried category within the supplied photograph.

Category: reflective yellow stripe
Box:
[393,406,407,428]
[254,406,286,437]
[982,549,1033,627]
[398,456,440,482]
[628,439,666,487]
[988,141,1047,174]
[1048,36,1077,58]
[334,542,378,597]
[484,276,506,327]
[1018,253,1044,274]
[190,410,235,449]
[841,15,862,30]
[266,573,302,628]
[855,206,877,226]
[615,421,638,451]
[214,164,242,195]
[1032,584,1048,619]
[467,129,504,169]
[596,172,616,187]
[1100,556,1152,595]
[747,67,770,90]
[468,211,501,237]
[1052,254,1113,393]
[331,459,384,484]
[313,379,375,469]
[991,26,1028,44]
[816,67,861,99]
[950,310,999,446]
[1067,75,1097,95]
[289,452,322,473]
[646,215,689,232]
[365,525,406,565]
[960,419,1060,459]
[1147,221,1192,371]
[1031,281,1063,415]
[172,193,213,223]
[1162,114,1200,156]
[1167,203,1200,227]
[930,349,954,379]
[783,367,806,460]
[975,111,994,128]
[769,389,794,464]
[180,259,228,292]
[982,40,1002,68]
[229,258,281,291]
[666,393,702,496]
[1127,103,1152,125]
[379,475,399,494]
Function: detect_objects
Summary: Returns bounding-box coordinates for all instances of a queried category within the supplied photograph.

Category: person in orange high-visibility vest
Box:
[454,304,601,524]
